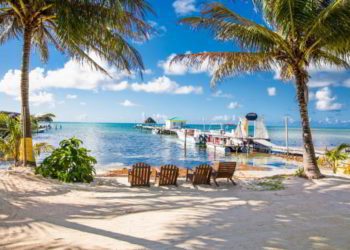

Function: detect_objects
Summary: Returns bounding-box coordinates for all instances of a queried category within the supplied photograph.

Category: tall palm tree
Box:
[172,0,350,179]
[0,0,153,166]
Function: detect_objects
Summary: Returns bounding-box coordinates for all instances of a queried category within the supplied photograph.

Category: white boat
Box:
[152,128,160,134]
[206,134,244,153]
[176,129,206,145]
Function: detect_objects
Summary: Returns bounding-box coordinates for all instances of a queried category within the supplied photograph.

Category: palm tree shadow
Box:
[1,173,350,249]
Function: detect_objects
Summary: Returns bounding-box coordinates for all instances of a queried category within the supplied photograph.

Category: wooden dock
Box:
[135,124,177,135]
[135,125,326,157]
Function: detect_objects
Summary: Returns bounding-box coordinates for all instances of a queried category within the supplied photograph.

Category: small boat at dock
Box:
[175,129,206,145]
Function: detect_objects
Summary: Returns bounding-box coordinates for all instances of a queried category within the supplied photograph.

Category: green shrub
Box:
[35,137,96,183]
[294,167,306,178]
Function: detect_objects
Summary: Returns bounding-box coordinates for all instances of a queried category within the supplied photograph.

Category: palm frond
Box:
[172,52,276,86]
[179,3,290,53]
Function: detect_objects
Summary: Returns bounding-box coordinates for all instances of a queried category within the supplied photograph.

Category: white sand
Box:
[1,168,350,250]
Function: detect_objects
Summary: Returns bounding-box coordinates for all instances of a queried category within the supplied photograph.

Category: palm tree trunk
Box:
[19,26,36,167]
[294,68,322,179]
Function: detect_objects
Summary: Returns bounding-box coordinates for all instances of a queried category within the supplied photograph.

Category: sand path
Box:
[0,169,350,250]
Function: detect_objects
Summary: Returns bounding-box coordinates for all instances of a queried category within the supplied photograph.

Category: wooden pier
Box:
[135,125,325,157]
[135,124,177,135]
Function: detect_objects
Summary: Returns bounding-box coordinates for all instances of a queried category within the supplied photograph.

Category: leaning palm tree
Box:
[172,0,350,179]
[0,0,153,166]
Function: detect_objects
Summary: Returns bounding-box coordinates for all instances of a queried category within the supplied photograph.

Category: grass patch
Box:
[294,168,307,178]
[250,175,286,191]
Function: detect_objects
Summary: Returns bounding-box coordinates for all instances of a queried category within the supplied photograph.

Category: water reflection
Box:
[31,123,305,171]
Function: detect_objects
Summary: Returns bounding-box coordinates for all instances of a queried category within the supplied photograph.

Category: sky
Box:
[0,0,350,126]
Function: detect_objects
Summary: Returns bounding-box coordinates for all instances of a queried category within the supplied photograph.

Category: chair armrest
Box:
[186,168,194,181]
[155,169,160,179]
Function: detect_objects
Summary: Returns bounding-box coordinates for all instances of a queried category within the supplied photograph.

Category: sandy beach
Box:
[1,168,349,250]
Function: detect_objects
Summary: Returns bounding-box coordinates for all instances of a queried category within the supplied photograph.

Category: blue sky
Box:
[0,0,350,126]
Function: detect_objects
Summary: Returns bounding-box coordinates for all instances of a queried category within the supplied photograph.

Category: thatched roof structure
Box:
[0,111,20,118]
[144,117,156,124]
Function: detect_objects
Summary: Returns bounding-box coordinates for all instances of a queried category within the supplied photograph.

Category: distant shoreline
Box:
[47,121,350,130]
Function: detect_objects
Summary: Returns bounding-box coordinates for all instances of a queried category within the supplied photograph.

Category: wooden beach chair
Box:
[128,162,151,187]
[212,161,237,186]
[186,164,212,185]
[156,165,179,186]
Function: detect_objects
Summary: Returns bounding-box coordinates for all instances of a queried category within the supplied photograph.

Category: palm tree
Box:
[0,0,153,166]
[172,0,350,179]
[323,144,350,173]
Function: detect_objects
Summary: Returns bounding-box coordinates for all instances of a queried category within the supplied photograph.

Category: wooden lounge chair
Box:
[156,165,179,186]
[186,164,212,185]
[128,162,151,187]
[212,161,237,186]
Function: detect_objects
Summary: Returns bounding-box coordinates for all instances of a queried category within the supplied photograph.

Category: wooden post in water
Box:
[184,129,187,157]
[284,116,289,155]
[214,145,216,160]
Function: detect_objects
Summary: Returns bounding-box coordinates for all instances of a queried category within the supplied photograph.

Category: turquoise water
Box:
[25,122,350,171]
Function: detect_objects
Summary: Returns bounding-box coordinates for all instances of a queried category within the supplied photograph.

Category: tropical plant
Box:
[0,114,22,163]
[294,167,306,178]
[0,0,153,166]
[172,0,350,179]
[322,144,350,173]
[33,142,55,157]
[35,137,97,183]
[0,113,53,164]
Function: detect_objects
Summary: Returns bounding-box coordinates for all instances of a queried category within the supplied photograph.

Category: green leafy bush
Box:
[35,137,96,183]
[294,167,306,178]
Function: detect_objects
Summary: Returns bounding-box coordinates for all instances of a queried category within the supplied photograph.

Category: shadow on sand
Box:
[0,171,350,249]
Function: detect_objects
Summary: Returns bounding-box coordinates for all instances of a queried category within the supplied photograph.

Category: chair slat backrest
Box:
[215,162,236,178]
[159,165,179,186]
[130,162,151,187]
[193,164,212,185]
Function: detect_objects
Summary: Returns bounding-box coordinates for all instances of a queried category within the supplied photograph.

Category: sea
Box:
[19,122,349,172]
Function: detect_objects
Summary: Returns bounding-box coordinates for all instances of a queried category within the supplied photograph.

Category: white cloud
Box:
[80,102,86,106]
[29,91,55,107]
[152,113,168,122]
[76,114,88,121]
[267,87,276,96]
[120,100,137,107]
[66,94,77,99]
[148,21,167,37]
[212,90,232,98]
[131,76,202,95]
[212,115,236,122]
[173,0,197,15]
[309,91,315,101]
[344,78,350,88]
[273,63,346,80]
[308,64,346,74]
[103,81,129,91]
[308,80,337,88]
[158,53,216,75]
[0,52,136,106]
[315,87,342,111]
[0,51,201,106]
[227,102,241,109]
